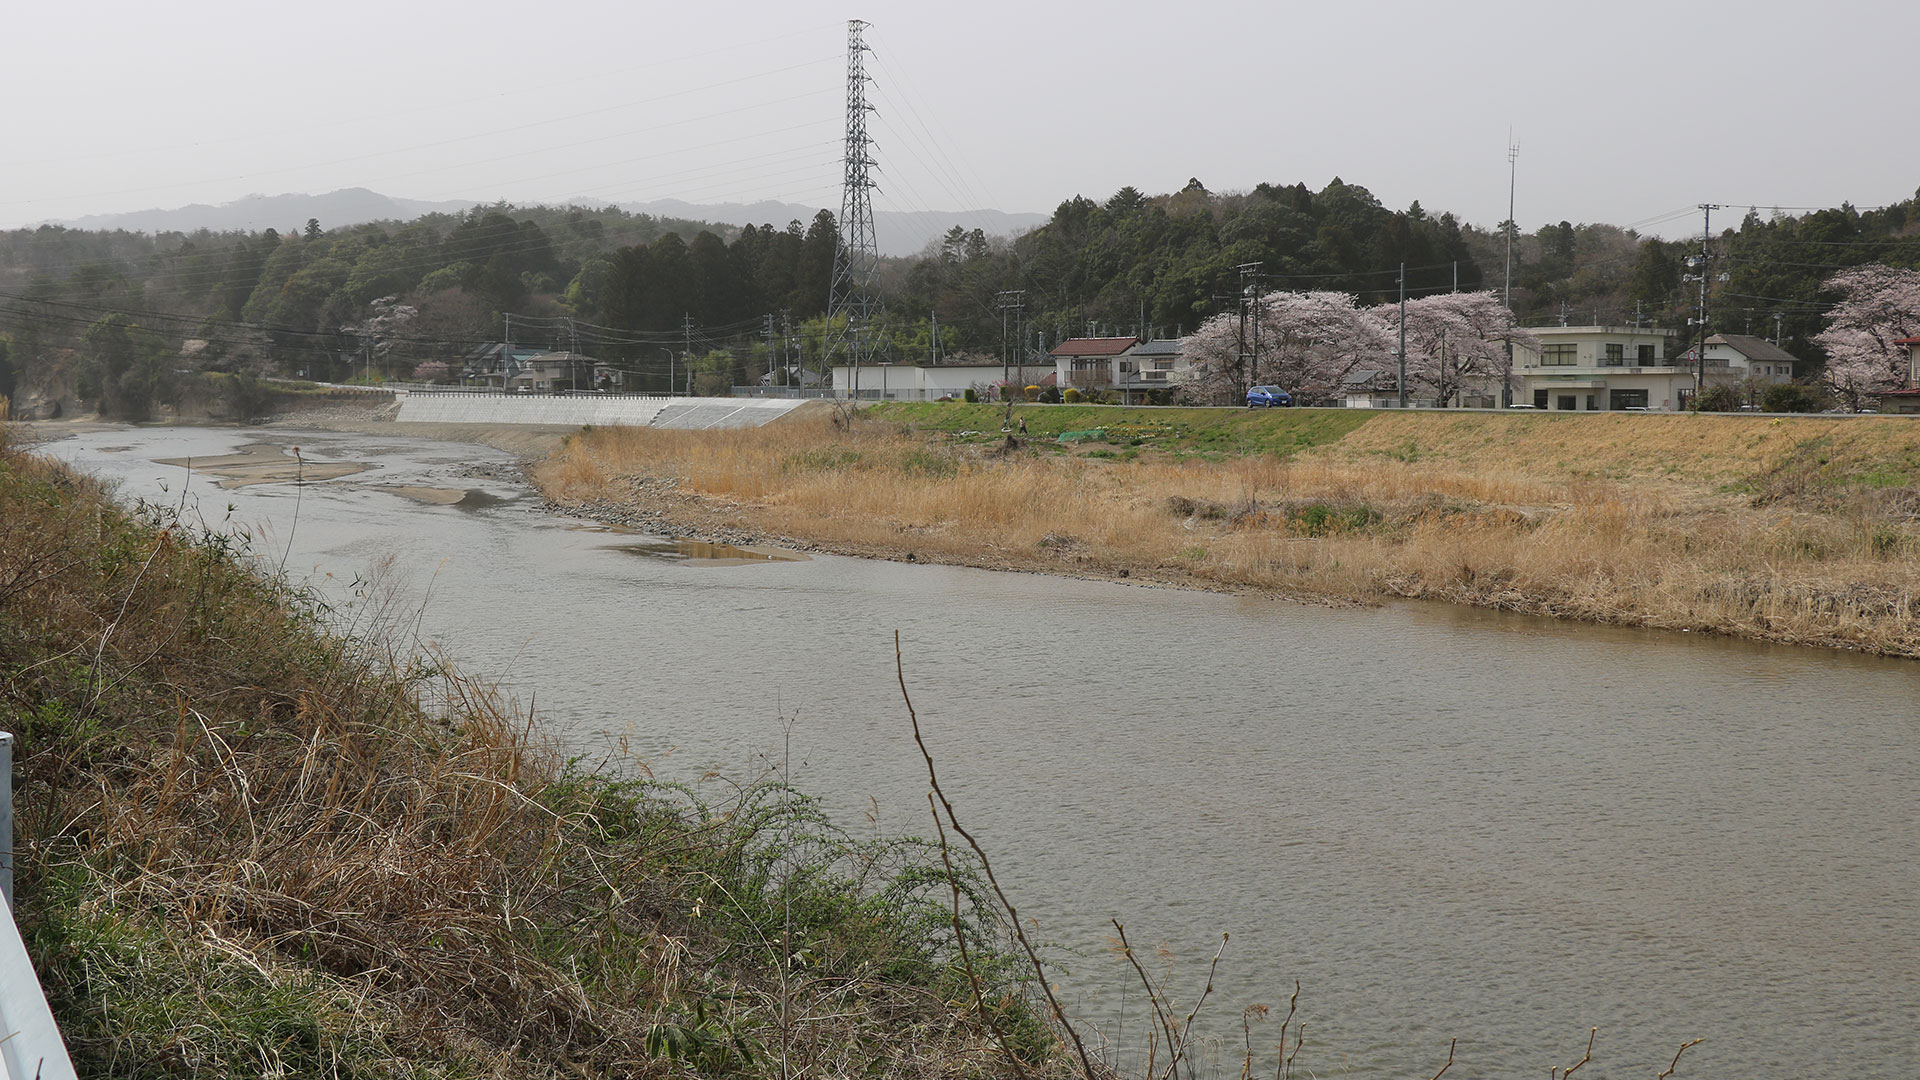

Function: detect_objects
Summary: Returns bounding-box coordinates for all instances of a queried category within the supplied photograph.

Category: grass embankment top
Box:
[536,405,1920,657]
[0,426,1067,1079]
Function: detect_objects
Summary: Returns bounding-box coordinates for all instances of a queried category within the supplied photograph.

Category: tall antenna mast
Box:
[826,18,882,398]
[1501,136,1518,407]
[1504,136,1518,311]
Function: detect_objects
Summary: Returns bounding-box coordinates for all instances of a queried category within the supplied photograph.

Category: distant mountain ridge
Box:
[61,189,478,236]
[55,189,1046,257]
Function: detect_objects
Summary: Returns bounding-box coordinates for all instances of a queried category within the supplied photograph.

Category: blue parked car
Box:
[1246,385,1293,408]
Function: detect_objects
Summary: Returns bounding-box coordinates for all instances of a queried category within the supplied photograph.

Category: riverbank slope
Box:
[0,425,1069,1079]
[534,404,1920,657]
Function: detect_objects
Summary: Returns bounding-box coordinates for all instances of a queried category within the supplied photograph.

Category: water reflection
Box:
[611,539,809,565]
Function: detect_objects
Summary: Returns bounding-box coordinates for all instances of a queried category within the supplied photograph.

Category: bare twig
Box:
[1240,1003,1268,1080]
[1168,933,1229,1080]
[896,631,1099,1080]
[1112,920,1180,1080]
[1273,981,1299,1080]
[279,446,302,575]
[927,792,1028,1079]
[1553,1027,1596,1080]
[1657,1038,1702,1079]
[1428,1037,1455,1080]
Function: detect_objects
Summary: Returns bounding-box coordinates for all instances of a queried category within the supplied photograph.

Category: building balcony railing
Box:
[1527,358,1729,373]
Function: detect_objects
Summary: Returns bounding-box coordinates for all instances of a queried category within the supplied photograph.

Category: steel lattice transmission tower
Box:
[826,18,882,397]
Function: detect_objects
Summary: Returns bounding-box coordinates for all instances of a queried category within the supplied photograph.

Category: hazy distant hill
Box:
[61,188,479,235]
[609,198,1047,257]
[53,189,1045,257]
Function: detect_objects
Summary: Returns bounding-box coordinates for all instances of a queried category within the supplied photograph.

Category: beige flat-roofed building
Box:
[1516,325,1694,410]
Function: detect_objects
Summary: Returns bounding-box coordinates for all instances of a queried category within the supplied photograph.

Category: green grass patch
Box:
[1287,503,1381,537]
[870,402,1376,457]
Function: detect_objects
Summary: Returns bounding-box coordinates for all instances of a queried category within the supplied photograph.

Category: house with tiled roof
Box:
[1050,336,1141,397]
[460,342,543,388]
[1108,339,1190,403]
[1697,334,1802,385]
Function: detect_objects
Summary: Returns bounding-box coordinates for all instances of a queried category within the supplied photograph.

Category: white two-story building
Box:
[1679,334,1802,387]
[1515,326,1692,410]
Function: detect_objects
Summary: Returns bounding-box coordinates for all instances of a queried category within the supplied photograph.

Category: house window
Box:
[1119,361,1135,372]
[1153,360,1173,370]
[1534,389,1549,408]
[1603,344,1625,366]
[1541,344,1578,366]
[1638,344,1656,363]
[1610,389,1649,409]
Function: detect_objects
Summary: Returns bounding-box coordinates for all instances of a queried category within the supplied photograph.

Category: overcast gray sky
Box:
[4,0,1913,238]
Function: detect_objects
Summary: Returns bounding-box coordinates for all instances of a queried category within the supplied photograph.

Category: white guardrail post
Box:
[0,729,80,1080]
[1,730,11,909]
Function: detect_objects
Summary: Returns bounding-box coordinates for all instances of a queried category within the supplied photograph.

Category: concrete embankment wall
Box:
[396,393,807,429]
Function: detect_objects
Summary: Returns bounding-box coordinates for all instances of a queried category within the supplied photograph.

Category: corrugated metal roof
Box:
[1124,338,1185,357]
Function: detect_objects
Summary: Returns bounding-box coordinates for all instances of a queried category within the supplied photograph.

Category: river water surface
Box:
[43,426,1920,1080]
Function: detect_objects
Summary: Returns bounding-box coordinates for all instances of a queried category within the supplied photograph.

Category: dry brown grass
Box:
[2,425,1079,1080]
[536,411,1920,657]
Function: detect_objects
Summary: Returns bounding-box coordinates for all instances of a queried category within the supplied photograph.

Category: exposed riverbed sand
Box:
[155,442,370,488]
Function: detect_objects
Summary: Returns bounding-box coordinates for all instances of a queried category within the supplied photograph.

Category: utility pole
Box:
[929,310,939,364]
[825,18,882,399]
[683,312,695,397]
[1687,204,1725,399]
[762,313,777,391]
[783,312,796,386]
[1397,263,1408,408]
[997,290,1024,399]
[1502,138,1518,408]
[1237,262,1262,399]
[568,316,581,390]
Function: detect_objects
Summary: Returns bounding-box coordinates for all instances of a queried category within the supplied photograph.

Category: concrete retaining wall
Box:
[397,393,671,427]
[395,393,808,430]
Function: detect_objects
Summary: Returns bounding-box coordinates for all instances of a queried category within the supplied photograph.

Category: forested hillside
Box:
[3,178,1917,419]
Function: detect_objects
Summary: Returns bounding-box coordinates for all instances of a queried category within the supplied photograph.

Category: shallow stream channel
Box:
[43,426,1920,1080]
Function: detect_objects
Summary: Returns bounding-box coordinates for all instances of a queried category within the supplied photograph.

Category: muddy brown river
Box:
[43,426,1920,1080]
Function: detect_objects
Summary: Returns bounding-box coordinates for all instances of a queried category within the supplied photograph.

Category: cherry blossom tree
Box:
[1372,291,1536,405]
[1813,265,1920,407]
[1177,291,1391,404]
[341,295,419,382]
